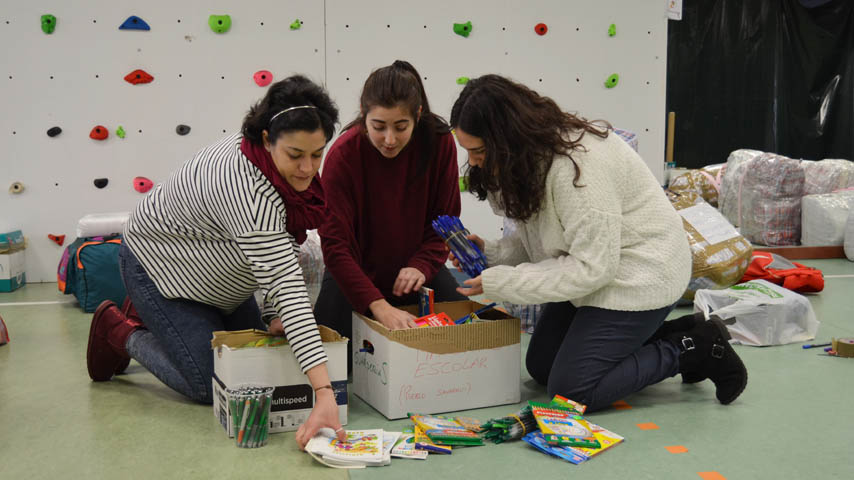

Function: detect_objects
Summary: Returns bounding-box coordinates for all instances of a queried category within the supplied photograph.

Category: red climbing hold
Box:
[48,234,66,246]
[133,176,153,193]
[124,69,154,85]
[89,125,109,140]
[254,70,273,87]
[535,23,548,35]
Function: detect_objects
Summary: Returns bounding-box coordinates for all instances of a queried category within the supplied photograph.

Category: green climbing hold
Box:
[116,126,126,139]
[604,74,619,89]
[459,176,469,192]
[290,19,302,30]
[41,14,56,34]
[453,21,472,38]
[209,15,231,34]
[608,24,616,37]
[456,77,470,85]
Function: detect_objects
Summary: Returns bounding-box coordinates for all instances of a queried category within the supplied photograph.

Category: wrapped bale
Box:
[738,153,804,246]
[845,207,854,261]
[801,159,854,195]
[668,163,725,207]
[719,149,764,226]
[801,191,854,246]
[667,192,753,301]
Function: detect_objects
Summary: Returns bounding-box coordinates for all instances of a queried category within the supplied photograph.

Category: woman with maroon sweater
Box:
[316,60,465,344]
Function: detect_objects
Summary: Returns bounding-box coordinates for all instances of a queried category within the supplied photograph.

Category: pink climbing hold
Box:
[133,176,153,193]
[253,70,273,87]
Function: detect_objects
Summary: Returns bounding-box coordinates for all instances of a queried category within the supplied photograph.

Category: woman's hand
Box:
[456,275,484,297]
[448,234,485,272]
[268,317,284,336]
[369,299,417,330]
[392,267,426,296]
[295,388,345,450]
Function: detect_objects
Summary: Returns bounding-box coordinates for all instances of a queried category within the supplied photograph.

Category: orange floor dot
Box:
[636,422,659,430]
[612,400,632,410]
[665,445,688,454]
[697,472,726,480]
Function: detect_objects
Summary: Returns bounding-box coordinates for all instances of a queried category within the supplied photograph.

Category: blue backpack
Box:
[57,235,126,312]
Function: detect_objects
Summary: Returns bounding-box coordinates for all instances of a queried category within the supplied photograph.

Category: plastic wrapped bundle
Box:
[801,159,854,195]
[498,218,543,333]
[737,153,804,245]
[845,207,854,261]
[298,230,325,306]
[613,128,638,152]
[801,191,854,246]
[77,212,130,237]
[668,164,725,207]
[667,192,752,301]
[719,150,764,226]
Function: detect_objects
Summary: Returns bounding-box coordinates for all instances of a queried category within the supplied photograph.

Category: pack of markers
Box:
[431,215,488,277]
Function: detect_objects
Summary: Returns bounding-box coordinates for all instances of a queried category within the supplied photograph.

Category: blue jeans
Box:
[119,243,266,404]
[525,301,680,412]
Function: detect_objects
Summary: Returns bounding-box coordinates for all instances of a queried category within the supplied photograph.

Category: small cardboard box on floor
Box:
[352,300,521,419]
[211,326,348,436]
[0,230,26,292]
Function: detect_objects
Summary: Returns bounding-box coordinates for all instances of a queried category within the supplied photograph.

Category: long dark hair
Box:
[450,74,610,221]
[345,60,449,177]
[242,75,339,144]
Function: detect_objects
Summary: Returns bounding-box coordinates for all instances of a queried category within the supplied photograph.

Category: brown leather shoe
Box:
[114,297,146,374]
[87,300,137,381]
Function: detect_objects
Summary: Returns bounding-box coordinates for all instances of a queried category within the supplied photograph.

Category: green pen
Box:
[247,394,265,448]
[241,397,260,447]
[252,394,272,447]
[229,397,240,438]
[237,396,254,447]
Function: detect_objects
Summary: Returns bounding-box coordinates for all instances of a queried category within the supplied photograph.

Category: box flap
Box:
[357,301,520,354]
[211,324,346,349]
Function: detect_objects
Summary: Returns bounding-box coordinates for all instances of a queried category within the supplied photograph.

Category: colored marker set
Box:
[227,386,274,448]
[431,215,488,278]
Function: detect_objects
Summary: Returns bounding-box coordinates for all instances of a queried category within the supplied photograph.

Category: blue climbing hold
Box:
[119,16,150,31]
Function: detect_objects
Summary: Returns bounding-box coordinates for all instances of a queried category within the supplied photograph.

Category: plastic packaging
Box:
[719,150,764,226]
[693,280,819,346]
[298,230,325,306]
[845,207,854,261]
[800,191,854,246]
[801,159,854,195]
[737,153,804,246]
[76,212,129,238]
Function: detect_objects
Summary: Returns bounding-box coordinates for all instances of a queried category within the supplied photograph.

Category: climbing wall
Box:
[1,0,668,282]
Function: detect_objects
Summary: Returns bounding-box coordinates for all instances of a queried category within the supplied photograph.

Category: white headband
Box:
[269,105,317,125]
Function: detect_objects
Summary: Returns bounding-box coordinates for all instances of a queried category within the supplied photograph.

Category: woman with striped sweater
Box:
[86,76,346,448]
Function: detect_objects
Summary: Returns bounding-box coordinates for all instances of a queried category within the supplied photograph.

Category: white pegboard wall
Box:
[1,0,669,282]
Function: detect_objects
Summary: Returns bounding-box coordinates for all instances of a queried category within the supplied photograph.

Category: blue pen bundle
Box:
[432,215,488,277]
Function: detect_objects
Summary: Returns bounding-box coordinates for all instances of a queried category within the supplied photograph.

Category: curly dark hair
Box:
[450,74,610,221]
[242,75,339,145]
[344,60,449,179]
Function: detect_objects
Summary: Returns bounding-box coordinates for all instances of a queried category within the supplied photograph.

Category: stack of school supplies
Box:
[414,312,456,328]
[413,424,452,454]
[239,336,286,348]
[226,386,274,448]
[481,405,537,444]
[432,215,488,277]
[411,414,484,446]
[529,401,600,448]
[522,421,625,464]
[418,286,435,316]
[391,426,429,460]
[305,428,398,468]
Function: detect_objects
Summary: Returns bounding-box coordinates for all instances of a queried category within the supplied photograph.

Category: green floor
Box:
[2,260,853,479]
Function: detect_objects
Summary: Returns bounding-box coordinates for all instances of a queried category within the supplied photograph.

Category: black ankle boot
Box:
[646,312,705,383]
[667,317,748,405]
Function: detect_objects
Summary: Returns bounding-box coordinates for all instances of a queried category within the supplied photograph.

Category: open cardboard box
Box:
[211,325,348,436]
[352,300,521,419]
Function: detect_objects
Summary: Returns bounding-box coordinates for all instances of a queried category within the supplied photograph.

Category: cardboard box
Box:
[352,300,521,419]
[211,326,348,437]
[0,231,26,293]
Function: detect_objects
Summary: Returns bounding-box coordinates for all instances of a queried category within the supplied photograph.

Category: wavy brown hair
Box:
[450,74,610,221]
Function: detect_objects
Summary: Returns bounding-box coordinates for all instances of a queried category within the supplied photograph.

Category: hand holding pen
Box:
[448,233,485,274]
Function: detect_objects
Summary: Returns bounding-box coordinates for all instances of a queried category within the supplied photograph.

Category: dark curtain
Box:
[666,0,854,168]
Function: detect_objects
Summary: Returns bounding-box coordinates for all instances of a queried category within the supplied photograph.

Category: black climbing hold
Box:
[120,16,150,31]
[47,126,62,137]
[176,124,191,136]
[94,178,108,189]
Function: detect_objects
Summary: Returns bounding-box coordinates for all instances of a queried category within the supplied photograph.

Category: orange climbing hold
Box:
[48,234,66,246]
[124,69,154,85]
[535,23,548,35]
[89,126,108,140]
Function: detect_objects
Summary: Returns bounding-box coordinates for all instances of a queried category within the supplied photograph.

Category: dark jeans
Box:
[119,243,266,404]
[314,266,466,366]
[525,301,680,412]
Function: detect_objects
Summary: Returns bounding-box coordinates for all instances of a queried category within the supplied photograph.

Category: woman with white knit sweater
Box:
[449,75,747,412]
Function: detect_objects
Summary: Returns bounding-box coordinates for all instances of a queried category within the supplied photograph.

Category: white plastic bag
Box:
[845,207,854,261]
[77,212,130,238]
[693,280,819,346]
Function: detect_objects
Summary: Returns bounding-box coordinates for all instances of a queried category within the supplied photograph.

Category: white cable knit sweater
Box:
[481,130,692,312]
